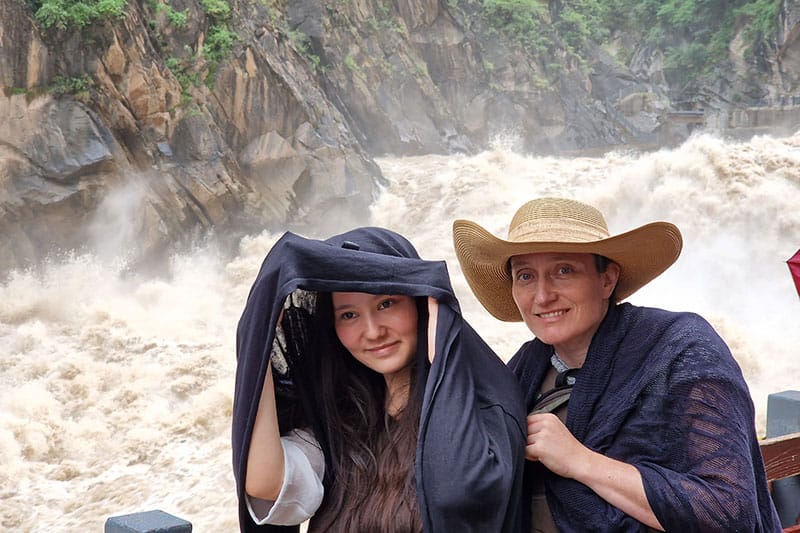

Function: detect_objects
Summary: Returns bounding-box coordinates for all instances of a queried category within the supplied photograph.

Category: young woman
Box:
[232,227,526,532]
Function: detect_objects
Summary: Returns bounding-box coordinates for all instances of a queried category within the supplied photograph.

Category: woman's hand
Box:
[526,413,590,477]
[526,412,663,530]
[427,297,438,363]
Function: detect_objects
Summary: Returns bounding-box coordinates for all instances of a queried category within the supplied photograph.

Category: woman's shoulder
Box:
[620,302,715,334]
[507,339,547,372]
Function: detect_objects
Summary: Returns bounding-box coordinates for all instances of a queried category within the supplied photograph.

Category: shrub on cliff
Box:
[32,0,126,29]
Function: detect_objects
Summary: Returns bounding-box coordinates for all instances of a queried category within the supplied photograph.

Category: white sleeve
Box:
[246,429,325,525]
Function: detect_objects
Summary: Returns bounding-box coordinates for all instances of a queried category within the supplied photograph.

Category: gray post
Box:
[767,390,800,438]
[105,510,192,533]
[766,390,800,528]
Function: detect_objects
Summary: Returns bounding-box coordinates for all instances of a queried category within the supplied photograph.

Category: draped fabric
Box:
[509,302,781,532]
[232,227,526,532]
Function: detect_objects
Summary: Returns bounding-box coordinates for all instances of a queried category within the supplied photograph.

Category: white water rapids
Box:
[1,132,799,531]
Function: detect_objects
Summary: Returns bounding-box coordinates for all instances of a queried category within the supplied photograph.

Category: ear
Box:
[601,262,621,299]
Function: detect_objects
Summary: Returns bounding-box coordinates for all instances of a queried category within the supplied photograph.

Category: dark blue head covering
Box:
[232,227,525,532]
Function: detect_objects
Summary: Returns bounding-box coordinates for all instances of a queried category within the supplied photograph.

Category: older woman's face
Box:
[510,252,619,364]
[332,293,418,382]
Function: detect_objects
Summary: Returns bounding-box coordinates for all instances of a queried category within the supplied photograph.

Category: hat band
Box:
[509,218,610,243]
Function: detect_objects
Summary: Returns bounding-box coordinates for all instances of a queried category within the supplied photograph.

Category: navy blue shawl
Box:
[232,227,526,532]
[509,302,781,532]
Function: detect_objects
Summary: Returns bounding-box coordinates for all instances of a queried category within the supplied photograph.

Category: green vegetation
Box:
[286,29,324,72]
[24,0,243,105]
[1,78,89,99]
[152,0,188,28]
[199,0,230,19]
[606,0,780,84]
[342,52,367,80]
[166,7,188,27]
[481,0,551,54]
[165,56,200,105]
[365,4,404,35]
[199,0,236,65]
[471,0,783,87]
[204,24,236,63]
[32,0,125,29]
[735,0,783,54]
[555,1,609,55]
[344,53,360,72]
[51,75,94,96]
[164,0,238,96]
[25,0,784,101]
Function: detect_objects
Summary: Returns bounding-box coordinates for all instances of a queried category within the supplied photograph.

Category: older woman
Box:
[453,197,780,532]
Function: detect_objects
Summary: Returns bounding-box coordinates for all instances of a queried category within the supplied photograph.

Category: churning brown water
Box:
[2,132,798,531]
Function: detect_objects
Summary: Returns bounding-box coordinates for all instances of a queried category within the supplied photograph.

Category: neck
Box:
[557,351,586,369]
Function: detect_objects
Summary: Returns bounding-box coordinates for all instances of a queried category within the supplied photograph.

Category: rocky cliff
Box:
[2,0,799,272]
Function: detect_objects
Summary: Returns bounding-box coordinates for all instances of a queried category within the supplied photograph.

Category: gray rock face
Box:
[0,0,379,271]
[2,0,799,272]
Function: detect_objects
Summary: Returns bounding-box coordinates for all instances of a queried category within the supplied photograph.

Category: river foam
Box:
[2,132,798,530]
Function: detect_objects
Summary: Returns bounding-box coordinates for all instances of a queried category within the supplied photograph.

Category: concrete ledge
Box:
[105,510,192,533]
[767,390,800,438]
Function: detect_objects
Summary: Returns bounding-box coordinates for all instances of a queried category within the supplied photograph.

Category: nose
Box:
[363,313,386,339]
[533,278,557,306]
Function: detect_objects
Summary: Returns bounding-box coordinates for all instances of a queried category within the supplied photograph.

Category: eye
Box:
[377,298,396,310]
[515,271,533,282]
[556,265,573,276]
[339,310,357,321]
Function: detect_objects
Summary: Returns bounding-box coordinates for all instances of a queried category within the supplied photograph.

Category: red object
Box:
[789,249,800,297]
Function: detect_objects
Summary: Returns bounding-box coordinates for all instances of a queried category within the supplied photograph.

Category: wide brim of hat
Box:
[452,219,683,322]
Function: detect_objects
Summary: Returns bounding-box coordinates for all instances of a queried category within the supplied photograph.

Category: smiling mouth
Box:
[537,310,567,319]
[368,341,399,353]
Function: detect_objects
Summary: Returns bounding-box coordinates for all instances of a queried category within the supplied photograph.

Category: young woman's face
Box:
[332,293,418,382]
[510,252,619,363]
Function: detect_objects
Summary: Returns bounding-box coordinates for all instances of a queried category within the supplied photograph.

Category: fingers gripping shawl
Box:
[232,227,526,532]
[509,302,780,532]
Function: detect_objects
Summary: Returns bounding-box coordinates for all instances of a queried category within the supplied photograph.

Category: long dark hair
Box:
[279,291,427,532]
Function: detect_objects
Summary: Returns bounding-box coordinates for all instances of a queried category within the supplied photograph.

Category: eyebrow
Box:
[332,294,383,312]
[510,255,580,269]
[513,254,577,262]
[333,294,403,311]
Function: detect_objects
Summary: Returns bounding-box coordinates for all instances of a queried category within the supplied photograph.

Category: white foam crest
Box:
[86,179,149,264]
[0,245,260,530]
[0,255,122,326]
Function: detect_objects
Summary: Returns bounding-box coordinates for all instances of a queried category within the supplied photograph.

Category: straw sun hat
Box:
[452,197,683,322]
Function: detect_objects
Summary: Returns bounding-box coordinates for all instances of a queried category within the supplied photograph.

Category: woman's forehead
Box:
[509,252,595,267]
[331,292,412,308]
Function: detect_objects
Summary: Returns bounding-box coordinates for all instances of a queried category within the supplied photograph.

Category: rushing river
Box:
[1,132,799,531]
